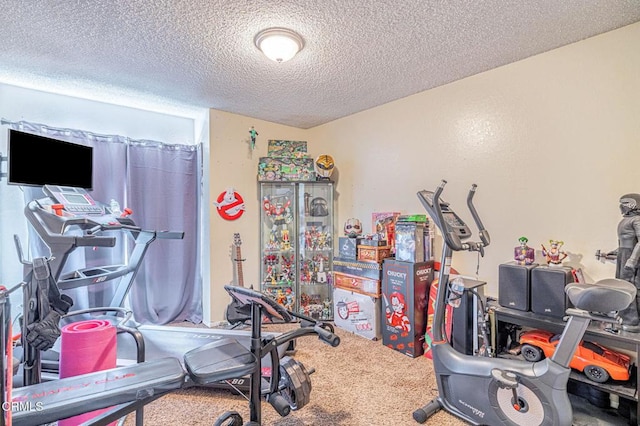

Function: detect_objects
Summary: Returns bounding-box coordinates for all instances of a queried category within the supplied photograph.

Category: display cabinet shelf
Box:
[259,181,334,320]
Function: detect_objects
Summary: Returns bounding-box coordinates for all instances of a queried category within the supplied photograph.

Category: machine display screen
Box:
[443,212,465,227]
[61,193,92,205]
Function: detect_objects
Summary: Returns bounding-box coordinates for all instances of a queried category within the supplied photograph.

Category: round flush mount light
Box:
[254,27,304,63]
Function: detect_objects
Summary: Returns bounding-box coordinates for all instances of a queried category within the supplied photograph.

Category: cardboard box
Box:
[338,237,360,260]
[358,239,388,247]
[357,245,392,263]
[334,271,381,297]
[257,157,316,181]
[267,140,308,157]
[333,258,383,281]
[334,287,381,340]
[372,212,401,253]
[395,222,432,263]
[381,259,434,357]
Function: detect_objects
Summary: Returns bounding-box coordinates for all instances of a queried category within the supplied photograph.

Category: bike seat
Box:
[565,278,637,313]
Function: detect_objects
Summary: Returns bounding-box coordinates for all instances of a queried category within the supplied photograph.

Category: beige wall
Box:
[208,22,640,322]
[208,111,307,322]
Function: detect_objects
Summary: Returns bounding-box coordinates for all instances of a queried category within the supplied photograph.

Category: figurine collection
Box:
[256,139,336,319]
[514,236,569,266]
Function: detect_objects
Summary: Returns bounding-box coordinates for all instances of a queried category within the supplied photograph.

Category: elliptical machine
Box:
[413,180,636,425]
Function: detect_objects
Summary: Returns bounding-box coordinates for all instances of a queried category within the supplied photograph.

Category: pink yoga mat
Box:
[59,319,117,426]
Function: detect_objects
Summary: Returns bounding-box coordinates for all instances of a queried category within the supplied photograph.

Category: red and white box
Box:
[333,287,381,340]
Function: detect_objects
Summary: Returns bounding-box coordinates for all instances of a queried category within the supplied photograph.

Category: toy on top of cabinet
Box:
[344,218,363,238]
[314,155,335,180]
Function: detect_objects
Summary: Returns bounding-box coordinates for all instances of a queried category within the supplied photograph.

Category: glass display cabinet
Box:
[260,181,334,319]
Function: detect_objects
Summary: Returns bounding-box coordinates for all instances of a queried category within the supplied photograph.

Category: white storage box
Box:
[333,287,381,340]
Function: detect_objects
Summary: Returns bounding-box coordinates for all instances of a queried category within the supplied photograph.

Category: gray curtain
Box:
[127,141,202,324]
[2,119,202,324]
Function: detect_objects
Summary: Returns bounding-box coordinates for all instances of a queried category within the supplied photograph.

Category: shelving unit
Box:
[259,181,334,319]
[493,304,639,424]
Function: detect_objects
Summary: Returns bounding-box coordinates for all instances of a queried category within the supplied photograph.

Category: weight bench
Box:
[12,358,184,425]
[184,337,257,385]
[11,342,258,426]
[4,282,337,426]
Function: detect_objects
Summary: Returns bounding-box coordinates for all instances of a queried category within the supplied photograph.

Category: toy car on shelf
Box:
[519,329,631,383]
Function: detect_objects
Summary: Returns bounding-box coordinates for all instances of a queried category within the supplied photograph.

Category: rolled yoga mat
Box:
[59,319,117,426]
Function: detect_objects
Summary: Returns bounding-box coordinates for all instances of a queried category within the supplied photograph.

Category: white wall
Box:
[0,83,207,313]
[20,22,633,322]
[0,84,202,143]
[207,22,640,321]
[309,22,640,294]
[208,110,307,322]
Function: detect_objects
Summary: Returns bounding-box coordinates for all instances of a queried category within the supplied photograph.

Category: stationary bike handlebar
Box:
[432,180,490,254]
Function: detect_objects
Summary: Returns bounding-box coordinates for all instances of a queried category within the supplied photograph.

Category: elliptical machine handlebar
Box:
[432,180,490,255]
[467,184,490,248]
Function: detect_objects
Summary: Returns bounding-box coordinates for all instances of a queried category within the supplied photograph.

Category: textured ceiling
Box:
[1,1,639,128]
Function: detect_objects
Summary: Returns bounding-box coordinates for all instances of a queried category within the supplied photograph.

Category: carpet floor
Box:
[123,322,465,426]
[121,322,630,425]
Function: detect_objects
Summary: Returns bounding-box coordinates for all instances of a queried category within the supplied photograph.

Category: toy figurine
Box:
[322,299,332,320]
[284,288,295,311]
[344,218,363,238]
[314,154,335,180]
[541,240,568,266]
[608,193,640,331]
[514,236,535,265]
[263,196,293,238]
[249,126,258,150]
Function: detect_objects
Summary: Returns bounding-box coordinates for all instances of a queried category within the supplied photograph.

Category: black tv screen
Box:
[8,129,93,189]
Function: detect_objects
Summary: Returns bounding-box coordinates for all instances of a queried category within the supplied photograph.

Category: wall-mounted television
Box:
[8,129,93,189]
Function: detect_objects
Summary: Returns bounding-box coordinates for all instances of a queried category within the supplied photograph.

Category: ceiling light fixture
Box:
[254,28,304,63]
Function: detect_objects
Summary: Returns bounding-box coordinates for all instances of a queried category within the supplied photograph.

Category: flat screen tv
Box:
[7,129,93,189]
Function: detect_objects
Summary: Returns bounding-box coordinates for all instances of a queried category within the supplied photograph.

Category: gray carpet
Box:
[120,322,632,425]
[123,322,463,426]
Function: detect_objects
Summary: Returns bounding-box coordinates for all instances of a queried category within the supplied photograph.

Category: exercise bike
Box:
[412,180,636,425]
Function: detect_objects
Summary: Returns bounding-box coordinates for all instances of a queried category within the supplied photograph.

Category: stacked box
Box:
[372,212,401,237]
[334,272,381,297]
[333,257,383,280]
[333,287,382,340]
[381,259,434,357]
[267,140,308,157]
[338,237,361,260]
[257,140,316,181]
[257,157,316,181]
[359,239,388,247]
[333,257,382,297]
[395,221,432,263]
[357,245,392,263]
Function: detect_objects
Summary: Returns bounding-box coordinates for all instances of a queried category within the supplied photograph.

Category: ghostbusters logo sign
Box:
[214,188,245,220]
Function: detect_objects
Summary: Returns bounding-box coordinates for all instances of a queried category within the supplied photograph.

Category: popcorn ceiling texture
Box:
[1,0,639,128]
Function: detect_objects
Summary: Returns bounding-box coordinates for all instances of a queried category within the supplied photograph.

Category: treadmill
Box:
[23,185,288,389]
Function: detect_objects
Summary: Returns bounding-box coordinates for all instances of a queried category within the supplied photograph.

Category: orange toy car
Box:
[519,329,631,383]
